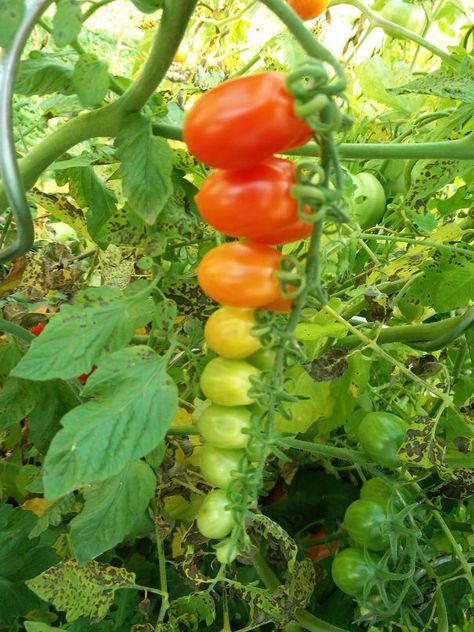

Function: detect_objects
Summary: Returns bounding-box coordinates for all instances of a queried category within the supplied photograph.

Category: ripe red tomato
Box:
[197,242,282,308]
[287,0,329,20]
[196,158,312,245]
[28,322,46,336]
[183,73,312,169]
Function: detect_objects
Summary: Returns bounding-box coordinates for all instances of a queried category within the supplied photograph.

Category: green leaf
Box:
[16,52,74,96]
[72,55,110,107]
[0,377,37,430]
[115,114,173,224]
[0,0,24,48]
[402,251,474,312]
[26,559,136,622]
[53,0,82,47]
[61,166,117,241]
[11,285,153,381]
[388,63,474,103]
[69,460,156,564]
[43,346,177,499]
[169,593,216,627]
[29,380,80,454]
[0,505,59,625]
[24,623,58,632]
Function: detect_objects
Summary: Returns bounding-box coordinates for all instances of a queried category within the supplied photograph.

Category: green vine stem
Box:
[0,318,34,342]
[0,0,198,213]
[431,510,474,592]
[337,309,474,351]
[328,0,459,70]
[359,233,474,258]
[278,437,372,466]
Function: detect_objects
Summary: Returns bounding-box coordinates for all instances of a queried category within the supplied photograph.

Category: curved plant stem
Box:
[338,309,474,351]
[359,232,474,258]
[431,510,474,592]
[0,0,198,212]
[278,437,370,465]
[329,0,459,70]
[0,318,34,342]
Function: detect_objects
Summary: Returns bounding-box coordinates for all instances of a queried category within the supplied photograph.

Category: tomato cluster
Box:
[331,475,412,597]
[183,73,313,543]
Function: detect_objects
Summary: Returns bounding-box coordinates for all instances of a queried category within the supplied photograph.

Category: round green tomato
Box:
[350,172,386,228]
[200,444,244,489]
[358,411,407,469]
[331,548,379,597]
[215,538,239,564]
[343,499,389,551]
[360,478,412,512]
[198,404,251,449]
[247,348,276,371]
[381,0,426,34]
[196,489,235,539]
[200,357,260,406]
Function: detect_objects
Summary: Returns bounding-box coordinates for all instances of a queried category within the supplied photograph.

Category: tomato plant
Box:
[197,241,283,308]
[343,499,389,551]
[195,158,312,244]
[196,489,236,539]
[183,72,312,169]
[197,403,252,449]
[200,357,260,406]
[331,548,380,597]
[349,172,386,228]
[381,0,426,34]
[204,307,261,359]
[200,443,244,489]
[357,412,408,469]
[287,0,329,20]
[360,478,413,512]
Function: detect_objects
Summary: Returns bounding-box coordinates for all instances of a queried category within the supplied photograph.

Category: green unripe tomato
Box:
[358,412,408,469]
[200,444,244,489]
[343,499,389,551]
[360,478,413,512]
[200,357,261,406]
[331,548,380,596]
[381,0,426,35]
[197,404,251,449]
[247,348,276,371]
[196,489,235,539]
[215,537,239,564]
[350,172,386,228]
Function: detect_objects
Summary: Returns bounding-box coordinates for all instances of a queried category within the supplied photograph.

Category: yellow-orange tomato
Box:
[287,0,329,20]
[204,307,261,359]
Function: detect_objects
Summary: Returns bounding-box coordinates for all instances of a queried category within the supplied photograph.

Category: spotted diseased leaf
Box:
[364,287,391,322]
[230,583,284,628]
[26,559,136,622]
[249,514,299,573]
[169,593,216,628]
[436,469,474,499]
[287,559,316,611]
[53,0,82,47]
[388,63,474,103]
[304,348,349,382]
[402,250,474,313]
[398,417,448,474]
[0,0,24,47]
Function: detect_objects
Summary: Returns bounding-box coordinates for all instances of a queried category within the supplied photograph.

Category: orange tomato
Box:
[197,242,283,308]
[304,527,339,562]
[287,0,329,20]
